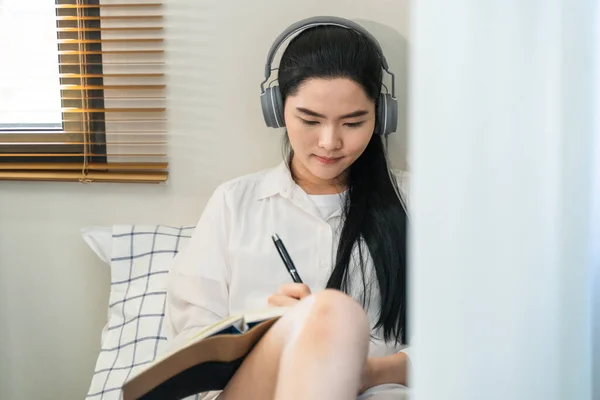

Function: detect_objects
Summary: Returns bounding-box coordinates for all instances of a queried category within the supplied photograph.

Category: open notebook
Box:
[122,307,288,400]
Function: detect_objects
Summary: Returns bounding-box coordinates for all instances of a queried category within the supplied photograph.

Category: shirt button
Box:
[320,261,329,269]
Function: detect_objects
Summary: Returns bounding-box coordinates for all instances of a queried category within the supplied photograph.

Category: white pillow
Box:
[84,225,199,400]
[81,226,113,264]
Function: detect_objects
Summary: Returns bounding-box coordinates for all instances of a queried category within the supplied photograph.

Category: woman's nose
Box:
[318,126,342,151]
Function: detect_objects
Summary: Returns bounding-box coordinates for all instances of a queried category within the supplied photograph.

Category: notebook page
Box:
[242,306,289,328]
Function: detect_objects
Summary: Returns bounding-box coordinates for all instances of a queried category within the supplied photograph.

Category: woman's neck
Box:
[290,156,347,195]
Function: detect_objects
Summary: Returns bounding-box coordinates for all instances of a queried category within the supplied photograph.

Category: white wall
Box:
[0,1,410,399]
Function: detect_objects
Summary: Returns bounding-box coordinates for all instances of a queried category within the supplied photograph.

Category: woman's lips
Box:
[314,155,343,164]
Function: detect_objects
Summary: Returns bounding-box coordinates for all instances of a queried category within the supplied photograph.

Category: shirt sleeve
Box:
[164,184,231,352]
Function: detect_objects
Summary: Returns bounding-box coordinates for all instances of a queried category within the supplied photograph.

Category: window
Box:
[0,0,167,183]
[0,0,63,131]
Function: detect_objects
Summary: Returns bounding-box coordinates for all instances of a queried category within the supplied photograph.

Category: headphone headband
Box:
[261,16,395,98]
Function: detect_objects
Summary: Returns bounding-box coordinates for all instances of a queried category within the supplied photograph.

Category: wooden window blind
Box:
[0,0,167,183]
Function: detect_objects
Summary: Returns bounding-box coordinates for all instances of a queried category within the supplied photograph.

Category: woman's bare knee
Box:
[295,289,370,348]
[222,291,370,400]
[273,290,371,400]
[312,289,368,318]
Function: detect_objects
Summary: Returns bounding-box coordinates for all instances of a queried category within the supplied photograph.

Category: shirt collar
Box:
[255,161,296,200]
[256,160,345,221]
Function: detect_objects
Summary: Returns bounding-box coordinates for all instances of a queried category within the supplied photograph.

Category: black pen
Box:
[271,234,303,284]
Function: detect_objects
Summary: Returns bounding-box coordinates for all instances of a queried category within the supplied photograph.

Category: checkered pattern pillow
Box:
[85,225,200,400]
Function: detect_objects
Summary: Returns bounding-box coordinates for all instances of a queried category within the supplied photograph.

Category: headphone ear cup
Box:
[261,89,274,128]
[261,86,286,128]
[374,95,382,135]
[375,93,398,136]
[272,87,285,128]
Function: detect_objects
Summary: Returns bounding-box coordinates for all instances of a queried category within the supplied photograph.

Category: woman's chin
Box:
[292,155,349,182]
[307,163,346,181]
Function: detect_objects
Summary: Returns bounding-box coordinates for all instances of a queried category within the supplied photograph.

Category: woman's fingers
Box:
[268,283,312,307]
[268,294,301,307]
[276,283,311,299]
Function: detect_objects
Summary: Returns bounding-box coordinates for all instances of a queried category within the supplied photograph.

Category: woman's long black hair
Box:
[278,25,409,345]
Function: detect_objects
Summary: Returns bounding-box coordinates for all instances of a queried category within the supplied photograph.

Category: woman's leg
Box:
[220,289,371,400]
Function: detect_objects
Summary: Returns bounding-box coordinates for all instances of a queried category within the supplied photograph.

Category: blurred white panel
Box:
[410,1,596,400]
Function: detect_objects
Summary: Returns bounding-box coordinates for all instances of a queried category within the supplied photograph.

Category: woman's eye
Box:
[345,122,365,128]
[301,119,320,126]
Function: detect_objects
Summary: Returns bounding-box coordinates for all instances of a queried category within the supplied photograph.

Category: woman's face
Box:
[284,77,376,185]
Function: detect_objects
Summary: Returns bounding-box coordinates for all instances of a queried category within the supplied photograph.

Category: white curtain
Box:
[592,4,600,396]
[409,2,597,400]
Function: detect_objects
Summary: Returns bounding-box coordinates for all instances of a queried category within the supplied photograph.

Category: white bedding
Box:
[358,384,410,399]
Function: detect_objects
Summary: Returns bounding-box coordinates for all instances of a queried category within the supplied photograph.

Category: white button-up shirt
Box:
[165,161,411,361]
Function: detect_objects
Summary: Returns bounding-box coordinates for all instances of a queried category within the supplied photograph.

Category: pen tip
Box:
[272,234,280,241]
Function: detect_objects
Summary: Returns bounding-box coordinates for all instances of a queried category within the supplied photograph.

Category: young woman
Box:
[165,17,411,400]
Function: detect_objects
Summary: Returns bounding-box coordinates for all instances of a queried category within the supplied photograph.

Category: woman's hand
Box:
[359,357,377,394]
[268,283,311,307]
[359,353,410,394]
